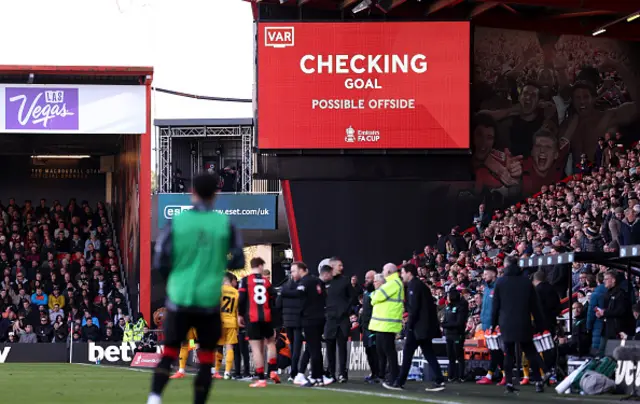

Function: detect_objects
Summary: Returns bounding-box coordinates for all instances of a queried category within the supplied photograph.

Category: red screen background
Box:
[257,22,470,150]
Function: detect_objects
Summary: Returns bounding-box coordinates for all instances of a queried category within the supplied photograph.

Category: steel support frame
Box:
[157,125,254,193]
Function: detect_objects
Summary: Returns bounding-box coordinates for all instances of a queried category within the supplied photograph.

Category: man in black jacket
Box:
[278,263,305,384]
[393,264,445,392]
[280,262,326,387]
[533,270,561,373]
[491,257,550,394]
[595,270,630,353]
[359,270,380,383]
[324,257,356,384]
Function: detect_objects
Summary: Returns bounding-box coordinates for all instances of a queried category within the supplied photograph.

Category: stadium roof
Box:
[249,0,640,40]
[154,118,253,127]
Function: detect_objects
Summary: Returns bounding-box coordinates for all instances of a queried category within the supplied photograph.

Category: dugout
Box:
[0,65,153,320]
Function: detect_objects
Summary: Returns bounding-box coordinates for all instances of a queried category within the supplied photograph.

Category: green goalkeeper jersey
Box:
[154,202,245,311]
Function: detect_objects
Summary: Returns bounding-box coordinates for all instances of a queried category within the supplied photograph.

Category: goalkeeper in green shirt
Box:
[147,172,245,404]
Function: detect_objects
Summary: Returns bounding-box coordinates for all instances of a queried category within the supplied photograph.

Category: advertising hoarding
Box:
[0,84,146,133]
[157,193,277,230]
[257,22,470,150]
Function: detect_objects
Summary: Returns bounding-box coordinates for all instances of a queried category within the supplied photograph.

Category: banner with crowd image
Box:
[468,27,640,209]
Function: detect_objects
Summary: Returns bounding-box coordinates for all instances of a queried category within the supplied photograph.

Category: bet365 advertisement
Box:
[257,22,470,150]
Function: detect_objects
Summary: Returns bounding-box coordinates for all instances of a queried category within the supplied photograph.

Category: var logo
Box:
[89,342,135,363]
[264,27,294,48]
[0,347,10,363]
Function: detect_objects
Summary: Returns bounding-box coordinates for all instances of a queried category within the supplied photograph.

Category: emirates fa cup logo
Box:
[345,126,356,143]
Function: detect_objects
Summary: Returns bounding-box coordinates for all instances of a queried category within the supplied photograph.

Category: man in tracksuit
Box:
[278,263,305,384]
[324,257,356,384]
[148,172,245,404]
[476,266,505,385]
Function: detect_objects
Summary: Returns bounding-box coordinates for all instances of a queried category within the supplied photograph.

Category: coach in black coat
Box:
[395,264,445,388]
[491,258,549,390]
[533,271,561,335]
[406,277,441,341]
[492,263,545,342]
[278,277,304,378]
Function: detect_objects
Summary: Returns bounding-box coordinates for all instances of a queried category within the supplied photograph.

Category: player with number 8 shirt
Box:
[238,257,280,388]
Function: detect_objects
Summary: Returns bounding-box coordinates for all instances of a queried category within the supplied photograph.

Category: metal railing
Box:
[105,202,133,316]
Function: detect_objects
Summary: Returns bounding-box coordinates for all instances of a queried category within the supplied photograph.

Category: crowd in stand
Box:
[0,198,131,343]
[370,132,640,385]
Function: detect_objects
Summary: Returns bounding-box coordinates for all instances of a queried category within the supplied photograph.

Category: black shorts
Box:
[163,309,222,351]
[246,321,275,341]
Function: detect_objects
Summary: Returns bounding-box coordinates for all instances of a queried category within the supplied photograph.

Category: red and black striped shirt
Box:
[239,273,274,323]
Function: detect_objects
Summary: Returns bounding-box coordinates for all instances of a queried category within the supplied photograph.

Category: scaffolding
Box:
[155,119,254,193]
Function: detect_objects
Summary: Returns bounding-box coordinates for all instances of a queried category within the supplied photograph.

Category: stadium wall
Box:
[288,180,477,276]
[0,156,106,204]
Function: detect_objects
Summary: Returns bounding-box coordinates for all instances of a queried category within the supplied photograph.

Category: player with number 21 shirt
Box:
[238,257,280,388]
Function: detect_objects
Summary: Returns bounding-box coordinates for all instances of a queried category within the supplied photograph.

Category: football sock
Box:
[151,354,176,396]
[178,345,189,372]
[267,358,277,374]
[486,370,493,380]
[194,350,214,404]
[215,351,224,374]
[256,367,265,380]
[225,349,235,374]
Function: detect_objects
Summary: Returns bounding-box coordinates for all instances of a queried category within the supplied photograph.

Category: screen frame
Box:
[254,20,473,155]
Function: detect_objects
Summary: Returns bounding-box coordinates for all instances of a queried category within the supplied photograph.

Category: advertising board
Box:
[0,84,146,134]
[157,193,277,230]
[257,22,470,150]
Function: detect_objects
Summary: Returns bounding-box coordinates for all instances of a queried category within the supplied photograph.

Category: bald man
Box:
[360,270,381,382]
[370,264,405,389]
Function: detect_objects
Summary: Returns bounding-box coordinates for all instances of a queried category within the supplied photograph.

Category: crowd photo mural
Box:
[468,27,640,211]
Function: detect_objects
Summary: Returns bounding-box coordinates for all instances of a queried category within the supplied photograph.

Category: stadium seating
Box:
[396,135,640,345]
[0,198,131,343]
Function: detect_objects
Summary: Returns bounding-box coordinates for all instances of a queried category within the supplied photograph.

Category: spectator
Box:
[19,324,37,343]
[621,207,640,246]
[81,317,101,342]
[52,321,68,343]
[35,316,53,343]
[559,302,591,357]
[48,287,65,310]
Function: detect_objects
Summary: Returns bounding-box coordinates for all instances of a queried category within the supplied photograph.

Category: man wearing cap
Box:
[584,227,605,252]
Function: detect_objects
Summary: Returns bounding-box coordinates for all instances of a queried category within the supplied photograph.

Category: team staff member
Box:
[281,262,327,387]
[360,270,380,383]
[148,172,245,404]
[476,266,505,386]
[491,256,550,394]
[278,263,305,385]
[213,273,239,380]
[324,257,356,384]
[369,264,404,391]
[394,264,445,392]
[238,257,279,388]
[533,270,561,381]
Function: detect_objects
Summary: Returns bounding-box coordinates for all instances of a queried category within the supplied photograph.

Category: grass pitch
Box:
[0,363,619,404]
